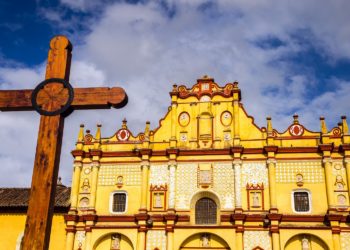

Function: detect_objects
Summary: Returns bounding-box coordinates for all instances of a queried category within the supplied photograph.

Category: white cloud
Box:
[1,0,350,186]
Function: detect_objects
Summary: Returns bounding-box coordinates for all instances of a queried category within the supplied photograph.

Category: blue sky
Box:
[1,0,350,186]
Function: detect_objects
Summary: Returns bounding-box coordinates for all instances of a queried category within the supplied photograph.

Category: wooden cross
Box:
[0,36,127,249]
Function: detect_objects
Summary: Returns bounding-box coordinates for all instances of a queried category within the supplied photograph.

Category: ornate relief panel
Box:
[212,163,234,210]
[332,161,348,206]
[340,232,350,250]
[242,162,268,186]
[146,230,167,250]
[243,231,271,250]
[175,163,234,210]
[149,165,169,186]
[276,161,324,183]
[98,165,141,186]
[176,164,197,210]
[80,165,92,193]
[75,231,86,249]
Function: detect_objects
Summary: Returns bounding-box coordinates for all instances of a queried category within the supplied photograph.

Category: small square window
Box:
[293,191,310,212]
[112,193,127,213]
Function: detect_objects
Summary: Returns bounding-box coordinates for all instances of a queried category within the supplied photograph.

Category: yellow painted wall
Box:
[0,214,66,250]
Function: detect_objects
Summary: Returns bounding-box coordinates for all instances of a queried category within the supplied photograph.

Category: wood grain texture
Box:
[21,35,71,250]
[0,35,127,250]
[0,86,127,111]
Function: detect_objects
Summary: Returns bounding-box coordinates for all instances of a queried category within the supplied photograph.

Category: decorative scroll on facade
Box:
[98,165,141,186]
[276,161,324,183]
[243,231,271,250]
[146,230,167,250]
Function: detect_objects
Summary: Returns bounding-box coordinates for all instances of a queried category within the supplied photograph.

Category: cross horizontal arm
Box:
[72,86,127,109]
[0,86,127,111]
[0,89,33,111]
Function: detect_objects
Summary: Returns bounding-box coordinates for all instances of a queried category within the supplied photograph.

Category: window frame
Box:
[109,191,128,214]
[291,189,311,214]
[195,197,218,224]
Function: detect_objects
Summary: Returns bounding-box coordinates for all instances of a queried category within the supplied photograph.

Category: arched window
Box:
[195,198,217,224]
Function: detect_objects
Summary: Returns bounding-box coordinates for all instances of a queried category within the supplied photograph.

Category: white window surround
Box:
[109,190,128,214]
[291,189,312,214]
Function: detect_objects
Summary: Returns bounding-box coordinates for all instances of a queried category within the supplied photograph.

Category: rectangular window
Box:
[294,192,310,212]
[112,193,127,212]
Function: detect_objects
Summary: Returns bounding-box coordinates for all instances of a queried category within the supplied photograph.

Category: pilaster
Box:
[327,214,342,250]
[170,85,178,148]
[70,161,82,213]
[232,82,240,146]
[267,214,282,250]
[88,149,101,212]
[167,149,178,212]
[320,144,335,210]
[265,146,278,213]
[232,214,245,250]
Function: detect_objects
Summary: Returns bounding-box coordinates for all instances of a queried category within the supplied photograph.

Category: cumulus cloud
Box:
[1,0,350,186]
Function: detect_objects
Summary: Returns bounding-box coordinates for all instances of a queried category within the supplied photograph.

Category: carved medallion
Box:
[178,112,190,127]
[289,124,304,136]
[221,111,232,126]
[116,129,130,141]
[31,78,74,116]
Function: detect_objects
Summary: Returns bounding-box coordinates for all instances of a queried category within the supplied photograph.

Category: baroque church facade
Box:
[1,76,350,250]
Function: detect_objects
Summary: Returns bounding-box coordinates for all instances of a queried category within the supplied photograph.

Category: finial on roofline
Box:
[293,114,299,124]
[320,116,327,134]
[342,116,348,134]
[122,118,128,129]
[78,124,84,141]
[95,124,102,140]
[266,117,273,136]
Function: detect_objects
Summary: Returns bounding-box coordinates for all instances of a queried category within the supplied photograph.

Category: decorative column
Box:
[328,214,342,250]
[189,103,198,149]
[319,143,335,210]
[136,213,148,250]
[233,214,245,250]
[232,82,241,146]
[345,158,350,198]
[170,85,178,148]
[88,155,101,211]
[268,214,282,250]
[267,158,277,212]
[165,214,176,250]
[325,158,335,208]
[140,160,150,212]
[233,161,242,211]
[70,161,82,213]
[213,102,220,148]
[84,229,92,250]
[89,125,102,212]
[265,117,278,213]
[340,116,350,199]
[64,230,75,250]
[167,149,178,213]
[70,124,85,214]
[168,164,177,211]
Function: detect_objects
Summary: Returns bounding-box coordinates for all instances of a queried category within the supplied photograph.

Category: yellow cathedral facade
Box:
[1,76,350,250]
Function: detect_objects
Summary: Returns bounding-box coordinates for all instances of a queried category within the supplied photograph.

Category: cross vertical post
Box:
[21,36,72,250]
[0,35,127,250]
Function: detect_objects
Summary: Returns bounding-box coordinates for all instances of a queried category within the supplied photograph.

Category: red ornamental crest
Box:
[117,129,130,141]
[289,124,304,136]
